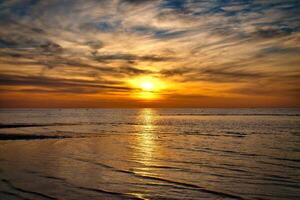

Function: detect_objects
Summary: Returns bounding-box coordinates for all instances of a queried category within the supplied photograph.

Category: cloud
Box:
[131,25,189,39]
[0,0,299,106]
[160,67,192,77]
[118,66,152,75]
[161,66,267,83]
[253,27,296,39]
[229,84,300,98]
[257,46,300,57]
[85,40,104,50]
[0,73,130,94]
[93,53,175,62]
[0,32,51,49]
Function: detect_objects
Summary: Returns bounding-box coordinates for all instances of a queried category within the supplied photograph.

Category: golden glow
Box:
[129,76,167,100]
[137,92,157,100]
[141,81,154,91]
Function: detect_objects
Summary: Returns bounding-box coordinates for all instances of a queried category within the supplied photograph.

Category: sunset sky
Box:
[0,0,299,108]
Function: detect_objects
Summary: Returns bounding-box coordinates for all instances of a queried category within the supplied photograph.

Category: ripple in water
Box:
[0,108,299,199]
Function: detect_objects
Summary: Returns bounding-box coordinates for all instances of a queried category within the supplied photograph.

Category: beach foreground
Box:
[0,108,299,199]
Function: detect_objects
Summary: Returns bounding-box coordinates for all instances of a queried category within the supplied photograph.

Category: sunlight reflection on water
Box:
[134,109,158,174]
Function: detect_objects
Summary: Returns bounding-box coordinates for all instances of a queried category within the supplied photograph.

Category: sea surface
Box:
[0,108,299,200]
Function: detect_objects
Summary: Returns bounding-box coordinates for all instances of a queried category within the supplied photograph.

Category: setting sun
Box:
[141,81,154,91]
[128,76,167,100]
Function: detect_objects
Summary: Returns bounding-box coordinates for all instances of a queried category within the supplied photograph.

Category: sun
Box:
[128,76,167,99]
[141,81,154,91]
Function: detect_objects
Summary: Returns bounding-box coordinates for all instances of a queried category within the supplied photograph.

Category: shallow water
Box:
[0,108,299,199]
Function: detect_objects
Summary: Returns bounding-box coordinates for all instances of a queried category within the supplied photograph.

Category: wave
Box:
[0,122,141,129]
[0,123,82,129]
[71,156,245,200]
[0,133,70,140]
[0,190,27,200]
[24,169,145,200]
[1,178,57,200]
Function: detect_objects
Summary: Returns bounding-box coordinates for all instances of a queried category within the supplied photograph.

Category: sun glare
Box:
[129,76,167,99]
[141,81,154,91]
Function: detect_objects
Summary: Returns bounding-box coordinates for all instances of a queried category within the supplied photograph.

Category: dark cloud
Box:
[86,40,104,50]
[200,68,265,81]
[160,67,192,77]
[257,46,300,57]
[93,53,174,62]
[0,46,155,77]
[0,33,46,48]
[0,74,130,94]
[0,87,102,95]
[161,0,187,12]
[121,0,156,4]
[132,25,189,39]
[118,66,152,75]
[0,54,155,83]
[161,66,266,83]
[229,85,300,97]
[0,27,62,55]
[254,27,296,39]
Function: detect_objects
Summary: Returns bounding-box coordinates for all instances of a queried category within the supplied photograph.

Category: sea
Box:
[0,108,299,200]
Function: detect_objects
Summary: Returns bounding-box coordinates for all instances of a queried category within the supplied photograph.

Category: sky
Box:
[0,0,299,108]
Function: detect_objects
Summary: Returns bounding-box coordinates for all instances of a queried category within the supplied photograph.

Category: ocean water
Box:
[0,108,299,200]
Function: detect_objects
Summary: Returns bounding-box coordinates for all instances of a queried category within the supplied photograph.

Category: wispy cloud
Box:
[0,0,299,107]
